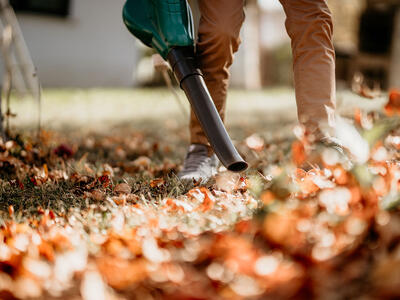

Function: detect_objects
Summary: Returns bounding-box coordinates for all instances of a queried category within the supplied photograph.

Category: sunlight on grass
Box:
[9,87,387,130]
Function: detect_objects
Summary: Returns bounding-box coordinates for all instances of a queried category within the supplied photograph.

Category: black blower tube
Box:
[167,47,248,172]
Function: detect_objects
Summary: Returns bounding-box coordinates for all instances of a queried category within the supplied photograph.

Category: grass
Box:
[9,87,386,130]
[0,87,386,218]
[1,88,399,299]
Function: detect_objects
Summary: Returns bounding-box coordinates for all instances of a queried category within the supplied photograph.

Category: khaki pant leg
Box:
[189,0,245,146]
[279,0,336,136]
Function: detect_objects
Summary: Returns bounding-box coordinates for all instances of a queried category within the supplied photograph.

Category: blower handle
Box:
[168,47,248,172]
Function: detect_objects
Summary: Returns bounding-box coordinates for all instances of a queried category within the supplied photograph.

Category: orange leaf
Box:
[260,191,276,206]
[43,164,48,179]
[292,141,306,166]
[333,166,349,185]
[165,198,183,212]
[150,178,165,188]
[8,205,14,217]
[197,187,215,212]
[297,177,319,196]
[294,170,321,197]
[96,257,147,289]
[384,89,400,116]
[38,242,55,262]
[263,210,305,251]
[354,108,362,126]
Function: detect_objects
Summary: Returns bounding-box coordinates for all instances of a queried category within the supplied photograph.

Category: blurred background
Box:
[0,0,399,135]
[1,0,399,90]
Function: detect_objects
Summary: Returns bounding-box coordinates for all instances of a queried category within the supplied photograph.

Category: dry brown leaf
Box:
[114,183,131,195]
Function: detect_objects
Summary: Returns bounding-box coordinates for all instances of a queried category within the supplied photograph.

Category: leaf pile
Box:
[0,93,400,299]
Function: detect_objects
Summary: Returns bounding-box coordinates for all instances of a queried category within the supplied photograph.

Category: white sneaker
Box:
[178,144,219,182]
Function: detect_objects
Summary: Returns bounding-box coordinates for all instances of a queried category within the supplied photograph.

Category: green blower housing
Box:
[123,0,195,60]
[123,0,248,172]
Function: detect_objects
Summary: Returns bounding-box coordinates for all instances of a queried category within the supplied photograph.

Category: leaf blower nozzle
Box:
[168,47,248,172]
[122,0,248,172]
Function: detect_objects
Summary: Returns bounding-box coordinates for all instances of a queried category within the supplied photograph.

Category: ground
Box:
[0,87,399,299]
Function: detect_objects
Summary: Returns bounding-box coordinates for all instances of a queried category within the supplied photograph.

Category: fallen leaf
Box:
[114,183,131,194]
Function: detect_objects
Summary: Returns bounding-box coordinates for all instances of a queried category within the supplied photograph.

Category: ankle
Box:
[191,143,214,157]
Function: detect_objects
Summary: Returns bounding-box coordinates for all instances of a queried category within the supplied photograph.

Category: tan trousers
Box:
[190,0,336,146]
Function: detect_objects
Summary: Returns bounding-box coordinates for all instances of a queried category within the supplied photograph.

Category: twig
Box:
[36,73,42,140]
[0,87,4,140]
[4,69,11,137]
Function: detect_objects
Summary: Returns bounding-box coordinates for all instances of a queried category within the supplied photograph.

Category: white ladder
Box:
[0,0,41,136]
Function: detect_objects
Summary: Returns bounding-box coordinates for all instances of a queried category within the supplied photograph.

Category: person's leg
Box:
[179,0,244,181]
[279,0,336,138]
[190,0,245,147]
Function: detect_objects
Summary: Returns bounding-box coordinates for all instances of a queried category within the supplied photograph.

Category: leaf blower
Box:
[123,0,248,172]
